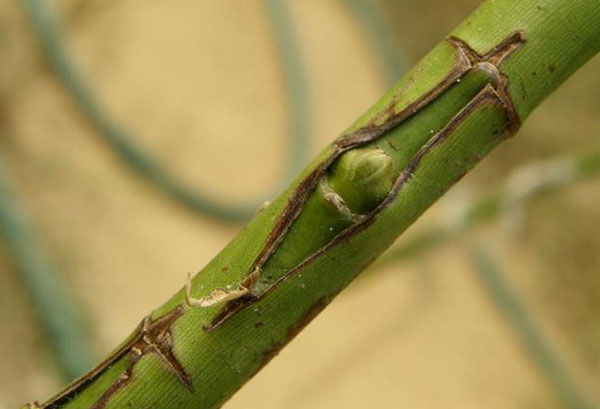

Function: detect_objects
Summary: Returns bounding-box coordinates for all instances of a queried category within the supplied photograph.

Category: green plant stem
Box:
[0,150,94,381]
[377,144,600,265]
[21,0,310,222]
[27,1,600,408]
[469,246,595,409]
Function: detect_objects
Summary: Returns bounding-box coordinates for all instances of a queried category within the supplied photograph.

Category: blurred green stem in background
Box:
[376,144,600,266]
[469,245,595,409]
[0,149,94,381]
[263,0,311,183]
[21,0,310,222]
[343,0,408,85]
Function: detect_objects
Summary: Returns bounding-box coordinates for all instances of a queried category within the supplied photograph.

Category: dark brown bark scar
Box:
[41,305,191,409]
[202,31,526,332]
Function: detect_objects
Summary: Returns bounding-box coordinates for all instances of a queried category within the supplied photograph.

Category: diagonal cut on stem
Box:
[184,31,526,332]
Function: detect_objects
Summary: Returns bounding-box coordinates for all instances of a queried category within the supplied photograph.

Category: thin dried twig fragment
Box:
[185,269,259,308]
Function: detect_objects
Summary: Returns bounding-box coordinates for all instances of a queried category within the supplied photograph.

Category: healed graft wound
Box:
[36,30,526,409]
[184,149,393,307]
[183,150,394,308]
[189,30,526,333]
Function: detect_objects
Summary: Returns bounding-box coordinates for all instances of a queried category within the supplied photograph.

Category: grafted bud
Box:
[327,148,394,214]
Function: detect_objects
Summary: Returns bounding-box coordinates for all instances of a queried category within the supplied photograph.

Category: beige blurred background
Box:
[0,0,599,408]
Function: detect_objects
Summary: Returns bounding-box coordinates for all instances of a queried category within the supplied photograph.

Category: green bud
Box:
[327,147,394,215]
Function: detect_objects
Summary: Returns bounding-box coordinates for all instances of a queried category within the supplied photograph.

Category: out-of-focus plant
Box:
[0,149,94,380]
[469,246,595,409]
[21,0,310,222]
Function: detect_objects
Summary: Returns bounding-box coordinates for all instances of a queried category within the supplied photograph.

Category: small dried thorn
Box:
[240,266,260,290]
[186,272,254,308]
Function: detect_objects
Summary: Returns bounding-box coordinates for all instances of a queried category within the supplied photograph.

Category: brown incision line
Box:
[42,305,193,409]
[204,30,526,332]
[39,31,526,409]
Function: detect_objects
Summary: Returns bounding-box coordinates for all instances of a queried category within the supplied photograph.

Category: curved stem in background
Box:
[20,0,310,222]
[469,246,595,409]
[342,0,408,86]
[0,149,94,381]
[376,144,600,266]
[263,0,311,183]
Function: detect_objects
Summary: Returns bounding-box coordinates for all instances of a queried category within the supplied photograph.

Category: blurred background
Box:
[0,0,599,408]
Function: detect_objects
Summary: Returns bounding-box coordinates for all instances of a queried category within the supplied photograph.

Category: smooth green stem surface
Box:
[29,1,600,408]
[469,246,595,409]
[0,150,94,381]
[21,0,310,222]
